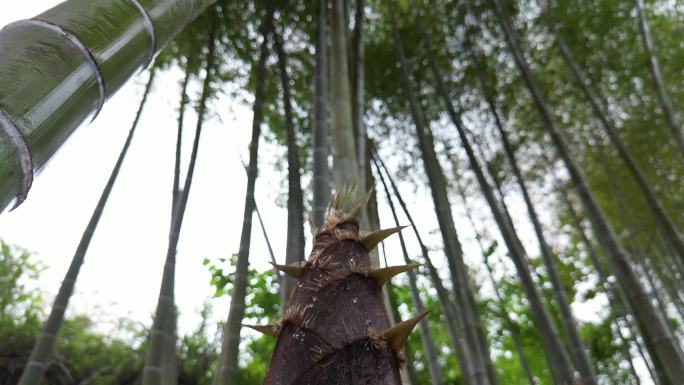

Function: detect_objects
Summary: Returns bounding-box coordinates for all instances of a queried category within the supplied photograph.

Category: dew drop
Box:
[352,297,358,304]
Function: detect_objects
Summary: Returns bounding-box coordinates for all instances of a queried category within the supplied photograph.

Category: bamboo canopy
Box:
[0,0,216,212]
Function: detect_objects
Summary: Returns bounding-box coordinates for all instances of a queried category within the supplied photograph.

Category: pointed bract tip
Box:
[360,225,408,251]
[243,323,280,337]
[383,310,431,354]
[344,187,374,221]
[368,263,421,285]
[328,184,359,212]
[269,262,304,278]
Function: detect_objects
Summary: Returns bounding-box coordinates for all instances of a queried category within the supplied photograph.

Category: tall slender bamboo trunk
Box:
[442,138,575,385]
[352,0,366,192]
[409,2,576,382]
[554,33,684,266]
[17,70,155,385]
[553,171,661,385]
[373,153,473,383]
[594,140,684,327]
[214,10,272,384]
[381,249,421,385]
[487,0,684,380]
[163,59,192,385]
[479,70,597,384]
[387,3,493,384]
[330,0,361,190]
[273,20,306,306]
[0,0,216,212]
[173,62,193,211]
[376,162,445,385]
[633,0,684,156]
[143,26,217,385]
[312,0,330,229]
[451,170,537,385]
[238,155,282,286]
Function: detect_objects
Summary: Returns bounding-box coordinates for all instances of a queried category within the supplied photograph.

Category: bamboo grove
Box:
[0,0,682,384]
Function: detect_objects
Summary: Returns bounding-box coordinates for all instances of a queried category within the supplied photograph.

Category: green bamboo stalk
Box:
[238,154,282,286]
[312,0,330,228]
[450,166,537,385]
[16,69,155,385]
[213,9,272,383]
[487,0,684,380]
[476,67,597,383]
[373,152,472,383]
[272,21,305,304]
[551,163,659,385]
[633,0,684,157]
[380,243,421,385]
[329,0,360,190]
[142,25,217,385]
[375,158,445,385]
[552,30,684,268]
[387,4,493,383]
[0,0,216,213]
[172,61,193,212]
[352,0,367,193]
[411,1,575,378]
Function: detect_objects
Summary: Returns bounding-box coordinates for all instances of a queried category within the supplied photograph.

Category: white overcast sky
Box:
[0,0,611,346]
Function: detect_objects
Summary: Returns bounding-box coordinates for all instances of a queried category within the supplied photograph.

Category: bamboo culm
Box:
[329,0,361,190]
[410,1,578,381]
[351,0,367,193]
[0,0,216,212]
[553,32,684,269]
[373,152,473,384]
[375,159,445,385]
[478,69,597,384]
[272,19,306,306]
[452,172,536,385]
[143,25,217,385]
[214,10,272,384]
[633,0,684,157]
[488,0,684,380]
[388,3,494,384]
[312,0,330,228]
[17,69,155,385]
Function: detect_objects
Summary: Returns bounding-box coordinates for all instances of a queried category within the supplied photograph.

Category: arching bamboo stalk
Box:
[17,69,156,385]
[0,0,216,212]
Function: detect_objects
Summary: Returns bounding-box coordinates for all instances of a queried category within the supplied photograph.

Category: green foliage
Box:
[204,255,279,385]
[0,241,44,335]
